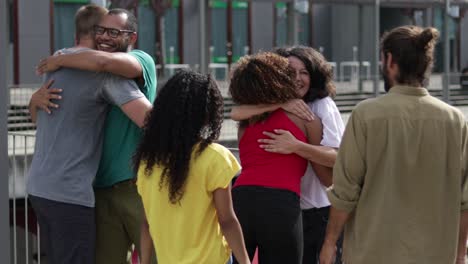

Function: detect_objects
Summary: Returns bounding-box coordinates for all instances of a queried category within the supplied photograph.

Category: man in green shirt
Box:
[320,25,468,264]
[36,8,157,264]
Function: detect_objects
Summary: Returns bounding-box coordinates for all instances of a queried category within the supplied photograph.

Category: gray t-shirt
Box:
[27,48,144,207]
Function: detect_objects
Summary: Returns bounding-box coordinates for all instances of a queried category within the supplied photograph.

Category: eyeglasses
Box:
[93,25,135,38]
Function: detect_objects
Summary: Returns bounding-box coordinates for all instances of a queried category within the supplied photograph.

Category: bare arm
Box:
[120,97,152,128]
[230,104,280,121]
[28,79,62,123]
[319,206,350,264]
[303,118,334,187]
[457,210,468,264]
[139,211,155,264]
[259,129,337,168]
[37,50,143,79]
[213,185,251,264]
[230,99,314,121]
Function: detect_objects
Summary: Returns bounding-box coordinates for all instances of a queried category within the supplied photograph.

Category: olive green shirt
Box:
[328,85,468,264]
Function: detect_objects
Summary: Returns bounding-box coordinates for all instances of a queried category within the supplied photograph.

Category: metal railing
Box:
[339,61,371,82]
[8,131,41,264]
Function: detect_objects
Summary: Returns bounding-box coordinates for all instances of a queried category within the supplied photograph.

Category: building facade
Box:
[5,0,468,84]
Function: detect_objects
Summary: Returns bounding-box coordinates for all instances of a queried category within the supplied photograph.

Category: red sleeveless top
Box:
[234,109,308,195]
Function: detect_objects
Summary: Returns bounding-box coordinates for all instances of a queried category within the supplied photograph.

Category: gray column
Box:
[443,0,450,102]
[18,0,50,84]
[287,2,298,46]
[358,4,364,92]
[183,0,200,66]
[183,0,210,71]
[199,0,209,74]
[251,2,274,52]
[373,0,380,97]
[461,9,468,70]
[0,0,11,262]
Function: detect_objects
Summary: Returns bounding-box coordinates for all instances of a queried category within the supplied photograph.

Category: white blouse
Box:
[300,96,345,209]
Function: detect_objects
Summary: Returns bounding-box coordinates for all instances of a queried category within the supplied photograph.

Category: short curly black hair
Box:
[274,46,336,102]
[133,69,223,204]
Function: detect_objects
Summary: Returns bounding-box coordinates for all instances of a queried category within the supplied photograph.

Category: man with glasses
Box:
[28,5,152,264]
[34,8,157,264]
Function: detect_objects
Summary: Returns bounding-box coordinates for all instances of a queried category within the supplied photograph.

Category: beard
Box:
[115,40,130,52]
[381,63,393,92]
[383,72,392,92]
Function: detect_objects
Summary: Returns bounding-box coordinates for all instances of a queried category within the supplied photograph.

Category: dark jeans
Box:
[302,206,343,264]
[232,186,303,264]
[29,195,95,264]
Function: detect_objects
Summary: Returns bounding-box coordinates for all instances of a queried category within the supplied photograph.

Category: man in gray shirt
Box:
[26,5,151,264]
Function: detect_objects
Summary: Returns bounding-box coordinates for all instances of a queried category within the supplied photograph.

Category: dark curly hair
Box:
[133,69,223,204]
[274,46,336,101]
[229,52,299,126]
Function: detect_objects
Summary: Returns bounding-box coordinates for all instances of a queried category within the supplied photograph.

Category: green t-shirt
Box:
[94,49,157,188]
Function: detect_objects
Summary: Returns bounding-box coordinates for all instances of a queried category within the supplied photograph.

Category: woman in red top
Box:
[229,52,332,264]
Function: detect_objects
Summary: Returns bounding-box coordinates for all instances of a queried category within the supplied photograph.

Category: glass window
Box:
[232,1,248,62]
[295,0,310,46]
[8,0,14,85]
[53,1,89,51]
[137,1,156,60]
[275,2,288,47]
[433,7,457,72]
[9,0,13,43]
[210,1,228,63]
[163,4,179,64]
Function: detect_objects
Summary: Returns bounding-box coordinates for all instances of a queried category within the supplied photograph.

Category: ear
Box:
[129,32,138,45]
[385,52,393,69]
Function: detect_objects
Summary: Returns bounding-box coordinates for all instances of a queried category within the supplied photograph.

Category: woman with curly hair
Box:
[229,52,330,264]
[134,70,250,264]
[231,46,344,264]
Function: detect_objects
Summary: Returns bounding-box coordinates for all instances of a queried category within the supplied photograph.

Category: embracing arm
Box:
[230,99,314,121]
[28,79,62,123]
[214,185,251,264]
[304,118,334,187]
[259,130,337,168]
[37,50,142,79]
[230,104,280,121]
[139,211,155,264]
[28,100,38,124]
[120,97,152,128]
[290,141,337,167]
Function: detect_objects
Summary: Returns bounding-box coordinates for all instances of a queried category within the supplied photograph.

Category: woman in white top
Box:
[231,46,344,264]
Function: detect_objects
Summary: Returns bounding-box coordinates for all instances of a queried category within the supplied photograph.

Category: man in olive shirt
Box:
[320,26,468,264]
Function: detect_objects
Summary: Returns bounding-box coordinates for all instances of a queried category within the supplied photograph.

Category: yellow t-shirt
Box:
[137,143,241,264]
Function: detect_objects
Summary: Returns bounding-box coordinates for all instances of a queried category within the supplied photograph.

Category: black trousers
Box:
[29,195,96,264]
[232,186,303,264]
[302,206,343,264]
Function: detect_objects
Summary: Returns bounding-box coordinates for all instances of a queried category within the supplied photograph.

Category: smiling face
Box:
[95,13,134,53]
[288,55,310,98]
